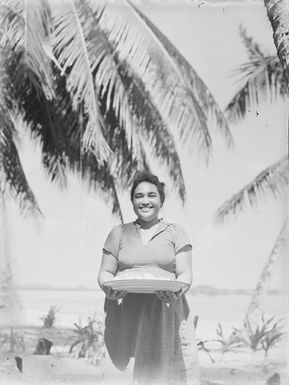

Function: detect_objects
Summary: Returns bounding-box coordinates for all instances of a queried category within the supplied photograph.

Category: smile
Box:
[139,206,153,211]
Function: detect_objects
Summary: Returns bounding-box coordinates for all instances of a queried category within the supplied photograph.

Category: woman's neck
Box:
[136,217,160,229]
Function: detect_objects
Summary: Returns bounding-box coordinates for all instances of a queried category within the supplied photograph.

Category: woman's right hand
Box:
[103,286,127,300]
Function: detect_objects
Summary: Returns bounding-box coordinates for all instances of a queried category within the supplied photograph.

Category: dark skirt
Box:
[104,293,200,385]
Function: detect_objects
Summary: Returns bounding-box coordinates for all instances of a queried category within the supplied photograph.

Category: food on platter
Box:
[112,267,176,281]
[112,272,173,281]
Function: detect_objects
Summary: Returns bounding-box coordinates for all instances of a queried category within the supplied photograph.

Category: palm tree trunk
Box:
[245,217,289,322]
[264,0,289,84]
[0,191,21,326]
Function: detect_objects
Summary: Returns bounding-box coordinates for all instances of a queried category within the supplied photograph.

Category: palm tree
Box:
[0,0,233,327]
[0,192,21,325]
[0,0,233,221]
[264,0,289,84]
[216,27,288,322]
[245,218,288,320]
[225,25,287,123]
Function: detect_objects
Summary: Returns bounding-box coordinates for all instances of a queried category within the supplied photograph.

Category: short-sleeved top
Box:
[103,221,192,274]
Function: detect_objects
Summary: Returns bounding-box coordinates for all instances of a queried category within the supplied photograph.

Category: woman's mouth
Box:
[139,206,152,212]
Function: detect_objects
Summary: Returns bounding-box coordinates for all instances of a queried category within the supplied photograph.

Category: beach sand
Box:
[0,325,287,385]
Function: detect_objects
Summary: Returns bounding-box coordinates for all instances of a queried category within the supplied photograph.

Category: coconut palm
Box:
[0,191,22,325]
[264,0,289,84]
[245,218,288,320]
[1,0,233,326]
[225,25,287,123]
[0,0,232,221]
[216,157,288,321]
[216,27,288,321]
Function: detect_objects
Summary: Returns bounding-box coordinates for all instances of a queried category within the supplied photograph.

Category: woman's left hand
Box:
[155,289,183,303]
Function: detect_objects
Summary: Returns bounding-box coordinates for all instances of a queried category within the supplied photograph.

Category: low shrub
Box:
[214,323,243,356]
[41,305,60,328]
[69,315,104,365]
[0,328,25,354]
[234,314,286,357]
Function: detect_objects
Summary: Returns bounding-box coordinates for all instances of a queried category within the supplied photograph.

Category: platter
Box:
[103,279,189,293]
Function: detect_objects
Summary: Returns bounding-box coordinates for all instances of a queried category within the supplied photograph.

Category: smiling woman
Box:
[131,174,164,242]
[97,172,200,385]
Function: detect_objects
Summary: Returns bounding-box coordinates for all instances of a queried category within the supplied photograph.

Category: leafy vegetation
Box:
[194,314,286,362]
[0,328,25,354]
[214,323,243,356]
[69,315,104,365]
[225,25,288,124]
[40,305,60,328]
[233,315,286,357]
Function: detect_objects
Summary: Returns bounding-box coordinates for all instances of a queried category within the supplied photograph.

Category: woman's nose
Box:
[141,196,150,204]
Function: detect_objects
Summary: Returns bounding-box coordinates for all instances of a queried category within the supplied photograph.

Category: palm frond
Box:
[216,156,289,223]
[35,71,126,221]
[118,64,186,201]
[4,50,69,188]
[245,217,289,319]
[0,102,42,218]
[125,0,233,149]
[239,24,265,60]
[79,2,186,199]
[98,82,151,188]
[0,1,22,51]
[103,0,214,159]
[81,156,123,221]
[51,0,110,162]
[110,179,124,223]
[24,0,54,98]
[77,0,137,155]
[225,26,288,123]
[1,0,54,98]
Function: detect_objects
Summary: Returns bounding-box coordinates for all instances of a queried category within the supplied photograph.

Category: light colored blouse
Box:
[103,221,192,274]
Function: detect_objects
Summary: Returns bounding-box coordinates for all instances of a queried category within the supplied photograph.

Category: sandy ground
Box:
[0,325,288,385]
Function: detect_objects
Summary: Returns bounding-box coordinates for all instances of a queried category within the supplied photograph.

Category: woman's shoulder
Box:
[163,221,191,240]
[163,221,186,233]
[163,221,192,250]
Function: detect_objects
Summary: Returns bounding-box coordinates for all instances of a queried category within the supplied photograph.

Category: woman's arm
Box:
[98,251,127,300]
[155,245,192,303]
[175,245,193,293]
[98,251,118,288]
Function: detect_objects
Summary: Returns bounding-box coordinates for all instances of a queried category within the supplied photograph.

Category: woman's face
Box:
[132,182,162,223]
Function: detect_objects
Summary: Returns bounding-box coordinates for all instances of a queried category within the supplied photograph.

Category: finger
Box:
[163,290,174,299]
[156,291,171,303]
[111,290,126,299]
[175,289,184,298]
[106,287,119,300]
[165,291,178,301]
[156,293,168,303]
[117,290,127,299]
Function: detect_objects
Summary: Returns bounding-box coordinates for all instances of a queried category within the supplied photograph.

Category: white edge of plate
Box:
[103,279,189,293]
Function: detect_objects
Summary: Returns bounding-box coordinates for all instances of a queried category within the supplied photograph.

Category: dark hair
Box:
[130,172,165,204]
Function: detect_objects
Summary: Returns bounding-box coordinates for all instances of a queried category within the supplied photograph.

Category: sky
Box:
[3,1,288,290]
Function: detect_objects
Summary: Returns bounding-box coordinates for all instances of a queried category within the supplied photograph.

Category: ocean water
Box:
[15,289,289,339]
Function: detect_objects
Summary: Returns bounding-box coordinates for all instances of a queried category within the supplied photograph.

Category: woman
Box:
[98,172,200,385]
